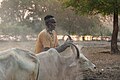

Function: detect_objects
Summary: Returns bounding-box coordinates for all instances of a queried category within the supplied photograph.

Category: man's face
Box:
[46,18,56,32]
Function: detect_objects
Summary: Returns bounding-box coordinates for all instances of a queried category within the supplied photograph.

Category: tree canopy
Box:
[60,0,120,53]
[61,0,120,15]
[0,0,111,35]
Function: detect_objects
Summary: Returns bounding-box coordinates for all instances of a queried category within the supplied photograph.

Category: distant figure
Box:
[35,15,59,54]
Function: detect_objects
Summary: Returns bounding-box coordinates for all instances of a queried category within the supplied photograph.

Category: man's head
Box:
[44,15,56,32]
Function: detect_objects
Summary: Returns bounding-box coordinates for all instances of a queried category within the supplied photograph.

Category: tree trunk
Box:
[111,1,119,53]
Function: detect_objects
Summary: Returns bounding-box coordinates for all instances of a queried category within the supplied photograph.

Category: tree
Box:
[60,0,120,53]
[0,0,44,32]
[0,0,111,36]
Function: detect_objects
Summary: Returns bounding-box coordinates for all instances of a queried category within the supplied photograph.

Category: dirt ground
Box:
[0,41,120,80]
[80,41,120,80]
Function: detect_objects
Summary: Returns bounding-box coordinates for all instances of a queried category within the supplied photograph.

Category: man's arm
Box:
[55,41,72,53]
[43,47,50,51]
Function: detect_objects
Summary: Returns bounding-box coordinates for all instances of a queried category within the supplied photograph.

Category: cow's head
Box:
[61,43,96,71]
[78,51,96,71]
[60,35,96,72]
[75,44,96,71]
[59,43,96,80]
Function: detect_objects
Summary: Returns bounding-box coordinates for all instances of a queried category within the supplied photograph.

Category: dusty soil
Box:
[80,41,120,80]
[0,41,120,80]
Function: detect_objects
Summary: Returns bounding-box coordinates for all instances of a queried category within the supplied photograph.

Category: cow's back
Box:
[37,48,64,80]
[0,48,39,80]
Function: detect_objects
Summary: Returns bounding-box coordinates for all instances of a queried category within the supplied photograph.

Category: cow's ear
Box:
[69,62,77,67]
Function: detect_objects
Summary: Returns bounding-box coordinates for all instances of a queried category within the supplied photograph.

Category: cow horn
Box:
[71,43,80,59]
[62,34,73,41]
[63,35,79,59]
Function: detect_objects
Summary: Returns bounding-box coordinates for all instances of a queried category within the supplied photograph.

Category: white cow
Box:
[36,45,96,80]
[0,44,95,80]
[0,48,39,80]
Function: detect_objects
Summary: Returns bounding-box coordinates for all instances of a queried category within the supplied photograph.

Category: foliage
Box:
[0,0,111,36]
[0,0,44,32]
[59,0,120,53]
[61,0,120,15]
[0,23,35,36]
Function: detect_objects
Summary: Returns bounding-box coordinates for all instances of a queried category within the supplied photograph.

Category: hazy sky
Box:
[0,0,2,4]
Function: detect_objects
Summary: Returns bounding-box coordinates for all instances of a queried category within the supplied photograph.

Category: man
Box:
[35,15,73,54]
[35,15,59,54]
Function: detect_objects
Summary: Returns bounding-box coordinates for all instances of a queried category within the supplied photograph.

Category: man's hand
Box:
[55,40,73,53]
[63,40,73,47]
